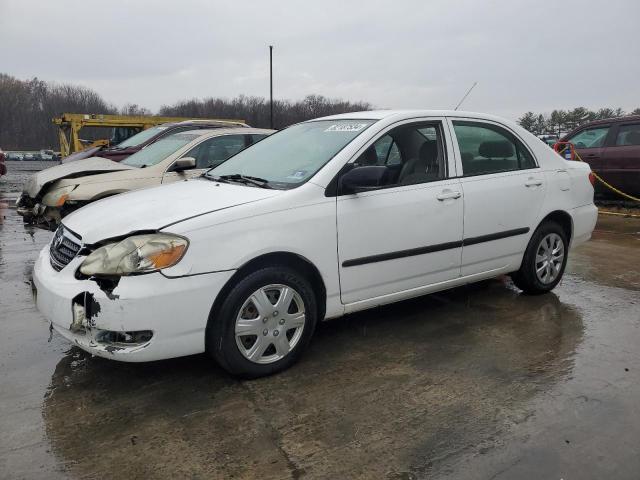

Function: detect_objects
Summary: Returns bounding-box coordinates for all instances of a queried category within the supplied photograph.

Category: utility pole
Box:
[269,45,274,129]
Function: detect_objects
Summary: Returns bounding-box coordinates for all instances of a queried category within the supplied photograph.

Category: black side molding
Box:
[342,227,530,267]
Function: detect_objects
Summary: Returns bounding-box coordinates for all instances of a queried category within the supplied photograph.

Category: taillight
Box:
[588,172,596,186]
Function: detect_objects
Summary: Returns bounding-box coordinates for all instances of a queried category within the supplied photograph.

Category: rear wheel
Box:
[207,266,317,378]
[511,221,568,294]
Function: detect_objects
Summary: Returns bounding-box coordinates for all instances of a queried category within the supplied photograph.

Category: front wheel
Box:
[511,221,568,294]
[207,266,318,378]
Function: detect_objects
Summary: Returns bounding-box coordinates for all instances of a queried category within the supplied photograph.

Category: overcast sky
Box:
[1,0,638,120]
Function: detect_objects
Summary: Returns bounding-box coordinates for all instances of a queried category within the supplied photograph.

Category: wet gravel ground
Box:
[1,164,639,479]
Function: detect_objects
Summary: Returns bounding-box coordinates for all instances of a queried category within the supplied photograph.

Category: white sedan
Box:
[33,110,597,377]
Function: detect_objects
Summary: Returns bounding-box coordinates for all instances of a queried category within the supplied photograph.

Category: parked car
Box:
[0,148,6,176]
[561,115,640,197]
[23,153,35,161]
[17,128,272,229]
[6,152,24,161]
[33,110,597,378]
[62,119,250,164]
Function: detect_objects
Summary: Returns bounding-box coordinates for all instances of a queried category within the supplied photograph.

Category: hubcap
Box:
[235,284,306,364]
[535,233,565,284]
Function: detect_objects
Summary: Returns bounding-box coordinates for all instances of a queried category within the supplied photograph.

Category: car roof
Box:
[174,119,249,127]
[180,127,275,137]
[311,109,517,124]
[570,114,640,128]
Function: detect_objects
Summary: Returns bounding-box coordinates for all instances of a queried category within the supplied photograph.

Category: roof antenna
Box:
[454,82,478,111]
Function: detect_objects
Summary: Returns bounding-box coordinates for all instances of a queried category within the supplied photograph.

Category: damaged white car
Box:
[17,128,272,229]
[34,110,597,378]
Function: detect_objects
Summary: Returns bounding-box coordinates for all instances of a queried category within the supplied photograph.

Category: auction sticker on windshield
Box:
[325,123,369,132]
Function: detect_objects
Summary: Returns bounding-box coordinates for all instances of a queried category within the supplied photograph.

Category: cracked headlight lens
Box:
[79,233,188,276]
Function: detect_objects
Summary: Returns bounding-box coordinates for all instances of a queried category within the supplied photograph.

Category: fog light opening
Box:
[95,329,153,346]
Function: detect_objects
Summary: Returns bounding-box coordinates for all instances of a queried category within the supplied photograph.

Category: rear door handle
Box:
[524,179,543,187]
[436,190,462,201]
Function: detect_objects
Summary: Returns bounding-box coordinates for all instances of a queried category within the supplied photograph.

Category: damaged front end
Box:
[16,191,86,231]
[70,291,153,352]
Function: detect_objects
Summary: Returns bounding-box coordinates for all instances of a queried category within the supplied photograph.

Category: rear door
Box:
[600,122,640,196]
[448,118,546,276]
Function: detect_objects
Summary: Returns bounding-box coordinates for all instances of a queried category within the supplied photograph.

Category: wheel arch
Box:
[538,210,573,243]
[205,251,327,341]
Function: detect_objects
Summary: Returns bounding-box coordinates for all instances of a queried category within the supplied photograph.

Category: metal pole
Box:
[269,45,273,129]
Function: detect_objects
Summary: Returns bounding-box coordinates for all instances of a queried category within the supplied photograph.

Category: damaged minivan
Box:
[17,128,272,229]
[34,110,597,378]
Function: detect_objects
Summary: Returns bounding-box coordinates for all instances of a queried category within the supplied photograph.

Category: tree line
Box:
[0,73,371,150]
[517,107,640,137]
[3,72,640,150]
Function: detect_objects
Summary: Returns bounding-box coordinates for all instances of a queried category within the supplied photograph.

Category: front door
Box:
[162,134,250,184]
[336,119,463,305]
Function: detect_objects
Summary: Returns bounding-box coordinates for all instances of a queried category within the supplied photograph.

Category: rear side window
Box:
[452,121,536,176]
[615,124,640,146]
[567,126,610,148]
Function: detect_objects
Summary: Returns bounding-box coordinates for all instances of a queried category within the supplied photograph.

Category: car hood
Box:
[24,157,134,197]
[63,178,281,244]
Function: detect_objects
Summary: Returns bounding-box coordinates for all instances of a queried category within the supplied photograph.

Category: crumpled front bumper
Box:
[33,244,235,362]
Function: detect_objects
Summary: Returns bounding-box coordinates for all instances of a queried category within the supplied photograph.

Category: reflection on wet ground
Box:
[1,165,639,479]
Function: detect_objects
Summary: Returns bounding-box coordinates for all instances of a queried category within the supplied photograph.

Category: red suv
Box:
[62,119,249,163]
[561,115,640,197]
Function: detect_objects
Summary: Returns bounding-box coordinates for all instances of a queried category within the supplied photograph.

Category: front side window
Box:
[567,126,610,149]
[120,133,200,168]
[615,124,640,146]
[453,121,536,176]
[207,120,375,189]
[353,122,446,188]
[185,135,248,169]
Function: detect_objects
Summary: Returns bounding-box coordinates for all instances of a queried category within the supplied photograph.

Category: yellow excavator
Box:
[53,113,245,158]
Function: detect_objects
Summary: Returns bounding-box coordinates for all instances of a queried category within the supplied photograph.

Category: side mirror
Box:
[339,165,388,194]
[169,157,196,172]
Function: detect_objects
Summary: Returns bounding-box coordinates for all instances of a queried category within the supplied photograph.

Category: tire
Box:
[207,266,318,378]
[511,221,568,295]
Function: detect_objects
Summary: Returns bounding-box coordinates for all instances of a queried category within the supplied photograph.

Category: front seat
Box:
[398,141,439,185]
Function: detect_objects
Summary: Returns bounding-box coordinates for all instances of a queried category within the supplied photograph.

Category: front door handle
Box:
[524,178,543,187]
[436,190,462,201]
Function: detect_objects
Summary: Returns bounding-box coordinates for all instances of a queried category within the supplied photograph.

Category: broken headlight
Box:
[43,184,78,207]
[79,233,188,276]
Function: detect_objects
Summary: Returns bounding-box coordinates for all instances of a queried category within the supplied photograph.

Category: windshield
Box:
[121,133,200,168]
[115,125,171,149]
[206,119,375,188]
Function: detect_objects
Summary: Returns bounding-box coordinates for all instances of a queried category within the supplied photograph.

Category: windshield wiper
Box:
[210,174,273,189]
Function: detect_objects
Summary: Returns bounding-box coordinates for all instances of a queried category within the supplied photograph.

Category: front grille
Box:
[50,226,82,271]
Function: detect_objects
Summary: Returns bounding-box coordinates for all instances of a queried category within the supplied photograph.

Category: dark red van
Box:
[561,115,640,197]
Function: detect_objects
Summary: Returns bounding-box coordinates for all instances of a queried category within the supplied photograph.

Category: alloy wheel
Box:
[535,233,565,284]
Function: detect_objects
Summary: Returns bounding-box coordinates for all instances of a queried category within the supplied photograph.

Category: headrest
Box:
[420,141,438,160]
[479,140,514,158]
[626,130,640,145]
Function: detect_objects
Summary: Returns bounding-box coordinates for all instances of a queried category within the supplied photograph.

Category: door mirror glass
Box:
[340,165,388,194]
[169,157,196,172]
